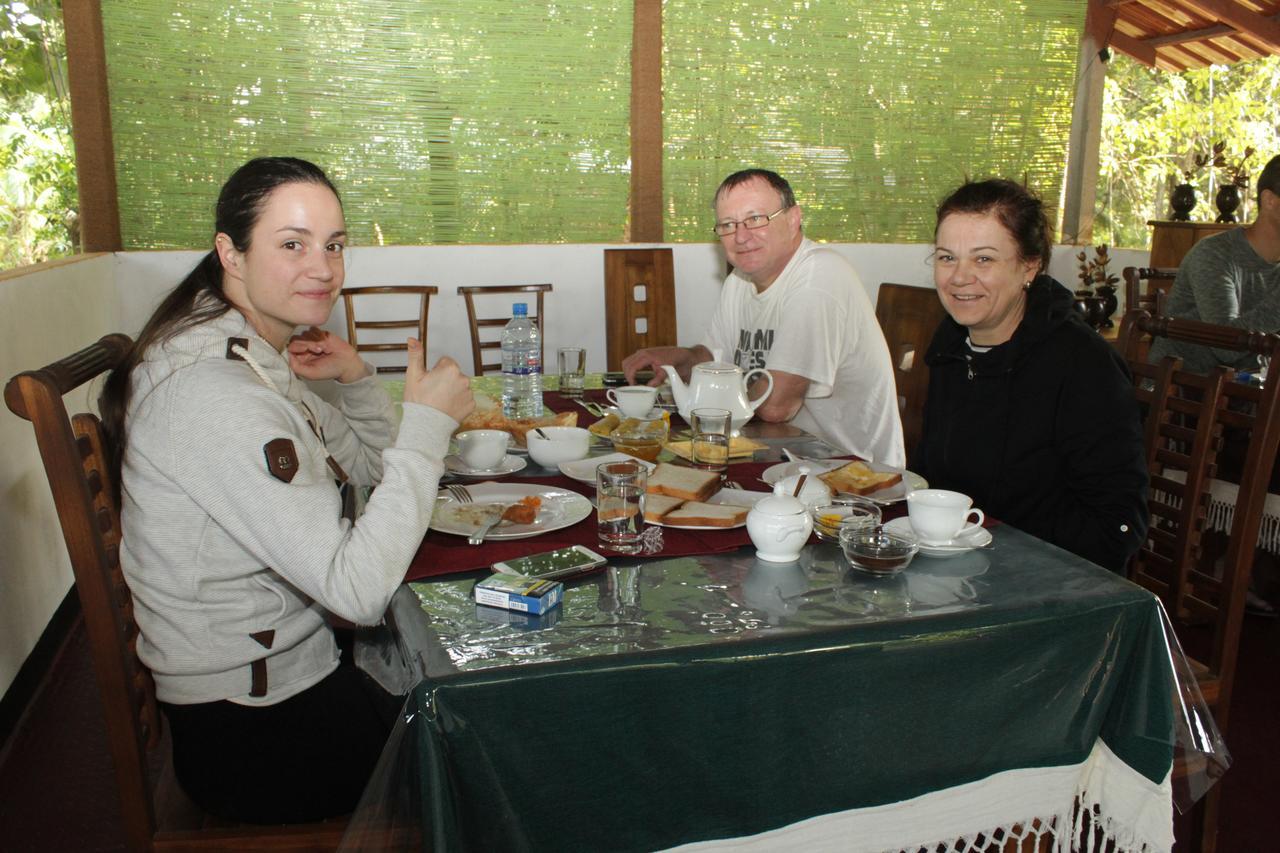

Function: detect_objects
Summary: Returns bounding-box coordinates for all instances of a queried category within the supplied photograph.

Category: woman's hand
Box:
[404,339,475,423]
[287,327,370,384]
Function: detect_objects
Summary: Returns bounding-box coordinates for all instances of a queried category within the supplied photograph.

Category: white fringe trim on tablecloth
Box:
[666,740,1173,853]
[1154,470,1280,555]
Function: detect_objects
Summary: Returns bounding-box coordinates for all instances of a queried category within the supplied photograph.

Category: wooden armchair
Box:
[874,283,948,457]
[5,336,347,852]
[1122,266,1176,317]
[340,285,438,374]
[1117,310,1280,852]
[456,283,552,375]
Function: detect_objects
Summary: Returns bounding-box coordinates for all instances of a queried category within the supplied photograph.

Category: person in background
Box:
[99,156,474,823]
[911,179,1148,573]
[621,168,904,467]
[1149,154,1280,373]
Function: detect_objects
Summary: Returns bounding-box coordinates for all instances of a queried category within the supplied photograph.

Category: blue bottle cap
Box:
[512,303,528,316]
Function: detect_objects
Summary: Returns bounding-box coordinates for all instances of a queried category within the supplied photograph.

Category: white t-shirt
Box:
[700,238,905,467]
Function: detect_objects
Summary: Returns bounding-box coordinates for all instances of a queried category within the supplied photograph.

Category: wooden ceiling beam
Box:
[1170,0,1280,51]
[1109,27,1161,65]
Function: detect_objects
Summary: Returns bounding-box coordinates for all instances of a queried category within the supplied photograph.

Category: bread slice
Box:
[643,494,685,523]
[662,501,748,528]
[645,463,720,502]
[818,460,902,496]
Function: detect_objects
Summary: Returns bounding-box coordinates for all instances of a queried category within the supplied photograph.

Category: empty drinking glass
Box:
[558,347,586,398]
[690,408,732,477]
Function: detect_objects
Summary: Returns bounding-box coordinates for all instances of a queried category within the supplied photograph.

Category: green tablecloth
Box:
[343,526,1178,852]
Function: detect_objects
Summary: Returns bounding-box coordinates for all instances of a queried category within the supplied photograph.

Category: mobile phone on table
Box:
[492,545,608,581]
[602,370,654,387]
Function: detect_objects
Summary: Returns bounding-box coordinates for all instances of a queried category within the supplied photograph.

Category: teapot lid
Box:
[752,483,809,517]
[693,360,742,374]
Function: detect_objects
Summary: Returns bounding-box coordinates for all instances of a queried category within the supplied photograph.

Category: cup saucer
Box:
[884,518,991,558]
[444,454,527,478]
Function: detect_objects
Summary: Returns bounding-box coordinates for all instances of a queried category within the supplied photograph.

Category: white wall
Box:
[0,255,118,693]
[0,239,1149,697]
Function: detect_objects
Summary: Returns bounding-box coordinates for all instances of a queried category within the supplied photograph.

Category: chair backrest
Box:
[4,334,161,850]
[1122,266,1176,316]
[1117,310,1280,730]
[456,283,552,375]
[873,283,948,457]
[603,249,676,371]
[340,285,438,374]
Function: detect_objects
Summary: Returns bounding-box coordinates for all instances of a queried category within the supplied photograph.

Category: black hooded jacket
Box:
[910,276,1148,573]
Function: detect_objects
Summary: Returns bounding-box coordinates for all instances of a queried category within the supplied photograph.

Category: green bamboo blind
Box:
[100,0,633,248]
[663,1,1086,242]
[101,1,1084,248]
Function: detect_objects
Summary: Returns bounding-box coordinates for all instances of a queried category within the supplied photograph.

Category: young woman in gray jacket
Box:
[99,156,474,823]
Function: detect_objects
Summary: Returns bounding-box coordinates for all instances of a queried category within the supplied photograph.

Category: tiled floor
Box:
[0,612,1275,850]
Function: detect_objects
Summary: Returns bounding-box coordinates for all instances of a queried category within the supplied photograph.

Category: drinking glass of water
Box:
[558,347,586,398]
[596,459,647,554]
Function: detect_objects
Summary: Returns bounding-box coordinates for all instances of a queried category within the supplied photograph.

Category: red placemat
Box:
[404,474,754,581]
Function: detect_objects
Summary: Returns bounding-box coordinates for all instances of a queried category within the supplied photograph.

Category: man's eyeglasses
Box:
[712,206,789,237]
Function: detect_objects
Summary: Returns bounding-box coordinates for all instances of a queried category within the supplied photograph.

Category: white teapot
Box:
[662,350,773,435]
[746,483,814,563]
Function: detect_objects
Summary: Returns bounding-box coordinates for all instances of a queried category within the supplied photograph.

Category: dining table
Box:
[335,381,1223,853]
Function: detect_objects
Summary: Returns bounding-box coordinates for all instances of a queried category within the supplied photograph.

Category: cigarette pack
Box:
[474,602,562,630]
[473,573,564,615]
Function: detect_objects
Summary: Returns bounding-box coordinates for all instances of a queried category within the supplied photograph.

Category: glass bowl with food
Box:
[608,414,670,462]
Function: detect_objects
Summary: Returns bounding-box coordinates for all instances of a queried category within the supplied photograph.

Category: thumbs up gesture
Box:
[403,338,475,423]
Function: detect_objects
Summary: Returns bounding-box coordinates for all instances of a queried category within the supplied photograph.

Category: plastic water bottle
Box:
[501,302,543,419]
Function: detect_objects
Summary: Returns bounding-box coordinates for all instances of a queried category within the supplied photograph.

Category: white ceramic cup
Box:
[906,489,985,545]
[607,385,658,418]
[456,429,509,470]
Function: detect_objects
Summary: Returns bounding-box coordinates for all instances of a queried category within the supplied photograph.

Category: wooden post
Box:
[1060,0,1114,246]
[63,0,122,252]
[630,0,663,242]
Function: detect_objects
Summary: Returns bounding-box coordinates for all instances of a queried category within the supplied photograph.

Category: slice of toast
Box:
[645,463,720,502]
[662,501,748,528]
[643,494,685,523]
[818,460,902,496]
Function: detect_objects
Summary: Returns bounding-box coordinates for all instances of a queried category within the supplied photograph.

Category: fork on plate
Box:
[446,484,472,503]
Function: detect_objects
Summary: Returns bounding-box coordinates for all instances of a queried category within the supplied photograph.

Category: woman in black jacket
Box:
[910,179,1148,573]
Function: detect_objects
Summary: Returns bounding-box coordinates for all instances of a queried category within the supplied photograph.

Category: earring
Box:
[1023,281,1032,291]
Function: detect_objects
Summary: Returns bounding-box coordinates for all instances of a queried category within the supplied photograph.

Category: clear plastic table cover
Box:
[345,526,1226,852]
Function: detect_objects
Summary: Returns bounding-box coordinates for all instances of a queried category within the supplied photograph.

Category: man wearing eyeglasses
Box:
[622,168,904,467]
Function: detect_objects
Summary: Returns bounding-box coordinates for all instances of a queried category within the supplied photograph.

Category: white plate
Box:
[558,453,657,483]
[431,483,593,540]
[761,459,927,504]
[652,487,769,530]
[883,517,992,558]
[445,454,527,478]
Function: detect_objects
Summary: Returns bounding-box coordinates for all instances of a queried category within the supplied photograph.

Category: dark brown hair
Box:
[1257,154,1280,205]
[713,168,797,210]
[934,178,1052,274]
[99,157,341,486]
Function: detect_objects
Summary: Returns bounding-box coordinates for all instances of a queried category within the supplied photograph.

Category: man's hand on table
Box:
[622,344,713,385]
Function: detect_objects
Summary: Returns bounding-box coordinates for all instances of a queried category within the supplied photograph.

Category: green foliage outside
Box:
[0,0,75,270]
[1096,54,1280,249]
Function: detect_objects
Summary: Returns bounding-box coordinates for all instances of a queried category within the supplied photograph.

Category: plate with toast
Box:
[642,463,768,529]
[761,459,927,504]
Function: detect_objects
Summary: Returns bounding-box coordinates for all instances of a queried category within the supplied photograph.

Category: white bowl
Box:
[526,426,592,467]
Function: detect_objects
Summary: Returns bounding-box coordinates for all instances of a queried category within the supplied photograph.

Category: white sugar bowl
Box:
[776,466,833,510]
[747,483,815,563]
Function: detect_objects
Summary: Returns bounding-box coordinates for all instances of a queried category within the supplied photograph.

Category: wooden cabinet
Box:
[1147,220,1237,268]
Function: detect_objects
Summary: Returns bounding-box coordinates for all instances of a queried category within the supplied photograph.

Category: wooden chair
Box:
[456,283,552,375]
[1117,310,1280,852]
[340,285,438,374]
[4,336,347,852]
[1122,266,1176,316]
[603,248,677,370]
[873,283,949,457]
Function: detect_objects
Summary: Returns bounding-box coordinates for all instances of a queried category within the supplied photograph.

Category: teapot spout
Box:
[662,366,688,411]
